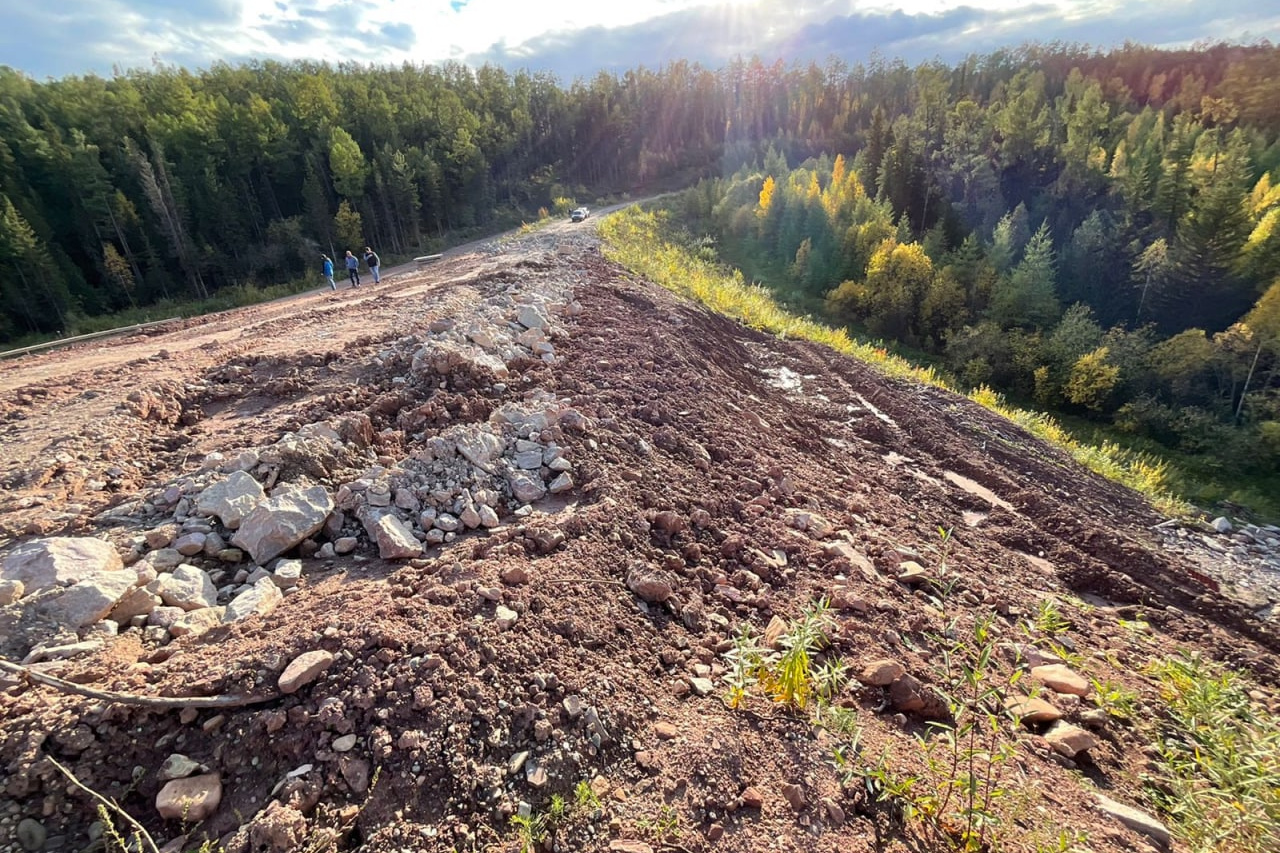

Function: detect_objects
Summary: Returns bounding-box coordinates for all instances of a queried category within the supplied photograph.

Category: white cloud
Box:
[1,0,1277,79]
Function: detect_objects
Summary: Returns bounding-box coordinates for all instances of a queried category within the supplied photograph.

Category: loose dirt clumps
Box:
[0,218,1277,852]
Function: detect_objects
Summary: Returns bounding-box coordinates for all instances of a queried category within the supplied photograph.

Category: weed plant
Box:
[1032,599,1070,638]
[721,599,838,713]
[855,615,1022,852]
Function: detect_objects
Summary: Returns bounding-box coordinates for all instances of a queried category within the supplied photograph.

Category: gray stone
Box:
[108,587,161,623]
[479,505,500,528]
[223,578,284,623]
[548,472,573,494]
[689,677,715,696]
[1211,516,1233,534]
[1,537,123,593]
[455,430,504,469]
[195,471,265,530]
[148,605,185,628]
[507,470,546,503]
[332,733,358,752]
[514,450,544,470]
[231,484,333,564]
[362,512,422,559]
[434,513,461,533]
[159,754,202,781]
[495,605,518,629]
[1094,793,1171,847]
[202,532,227,556]
[169,607,225,638]
[16,817,45,852]
[42,571,136,628]
[272,559,303,589]
[333,537,357,554]
[144,548,183,572]
[153,565,216,611]
[173,533,206,556]
[516,304,550,330]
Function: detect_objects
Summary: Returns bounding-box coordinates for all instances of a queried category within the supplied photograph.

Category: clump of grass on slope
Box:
[600,207,1188,517]
[1145,653,1280,853]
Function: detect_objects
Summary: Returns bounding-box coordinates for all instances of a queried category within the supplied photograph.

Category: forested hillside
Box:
[1,43,1277,347]
[667,45,1280,502]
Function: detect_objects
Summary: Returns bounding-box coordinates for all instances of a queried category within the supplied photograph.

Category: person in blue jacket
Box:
[345,250,361,287]
[320,254,335,291]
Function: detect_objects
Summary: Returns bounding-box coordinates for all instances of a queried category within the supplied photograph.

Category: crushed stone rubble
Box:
[0,268,589,661]
[1154,515,1280,617]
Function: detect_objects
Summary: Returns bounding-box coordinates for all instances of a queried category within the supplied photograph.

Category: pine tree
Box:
[333,201,364,255]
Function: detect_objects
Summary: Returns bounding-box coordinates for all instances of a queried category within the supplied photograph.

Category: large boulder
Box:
[231,485,333,564]
[1,538,123,594]
[195,471,265,530]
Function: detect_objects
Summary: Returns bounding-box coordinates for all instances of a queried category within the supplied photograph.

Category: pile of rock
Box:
[1,269,591,657]
[1155,516,1280,618]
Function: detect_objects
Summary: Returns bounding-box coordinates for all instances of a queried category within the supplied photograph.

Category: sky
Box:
[4,0,1278,82]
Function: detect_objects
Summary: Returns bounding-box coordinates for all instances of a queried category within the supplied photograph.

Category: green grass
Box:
[1145,653,1280,853]
[600,206,1190,517]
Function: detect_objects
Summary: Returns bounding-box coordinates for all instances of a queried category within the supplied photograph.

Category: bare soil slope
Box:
[0,219,1276,853]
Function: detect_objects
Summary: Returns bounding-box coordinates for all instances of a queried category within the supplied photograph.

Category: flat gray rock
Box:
[41,571,136,628]
[1,537,123,593]
[1094,793,1171,847]
[363,512,422,560]
[196,471,266,530]
[223,577,283,623]
[232,484,333,564]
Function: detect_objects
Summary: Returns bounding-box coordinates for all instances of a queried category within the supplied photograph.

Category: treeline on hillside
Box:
[677,54,1280,474]
[1,42,1278,343]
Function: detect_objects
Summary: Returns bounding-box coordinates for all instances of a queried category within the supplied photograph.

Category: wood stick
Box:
[0,658,277,709]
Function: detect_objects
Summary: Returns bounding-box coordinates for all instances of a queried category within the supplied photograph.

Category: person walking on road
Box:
[321,254,336,291]
[364,246,381,284]
[345,250,361,287]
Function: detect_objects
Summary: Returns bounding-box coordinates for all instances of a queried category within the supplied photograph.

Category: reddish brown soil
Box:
[0,219,1277,853]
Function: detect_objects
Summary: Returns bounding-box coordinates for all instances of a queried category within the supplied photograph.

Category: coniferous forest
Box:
[2,42,1280,497]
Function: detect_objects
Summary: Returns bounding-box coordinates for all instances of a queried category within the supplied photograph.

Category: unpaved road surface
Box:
[0,217,1277,853]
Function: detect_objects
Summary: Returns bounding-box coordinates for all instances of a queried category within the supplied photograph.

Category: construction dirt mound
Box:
[0,217,1277,853]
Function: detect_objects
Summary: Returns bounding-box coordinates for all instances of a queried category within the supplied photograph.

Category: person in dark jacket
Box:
[321,255,335,291]
[364,247,381,283]
[344,250,361,287]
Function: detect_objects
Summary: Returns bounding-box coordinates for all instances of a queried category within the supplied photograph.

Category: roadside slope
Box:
[0,220,1276,853]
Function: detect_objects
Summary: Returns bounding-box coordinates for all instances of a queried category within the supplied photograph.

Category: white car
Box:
[570,207,590,222]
